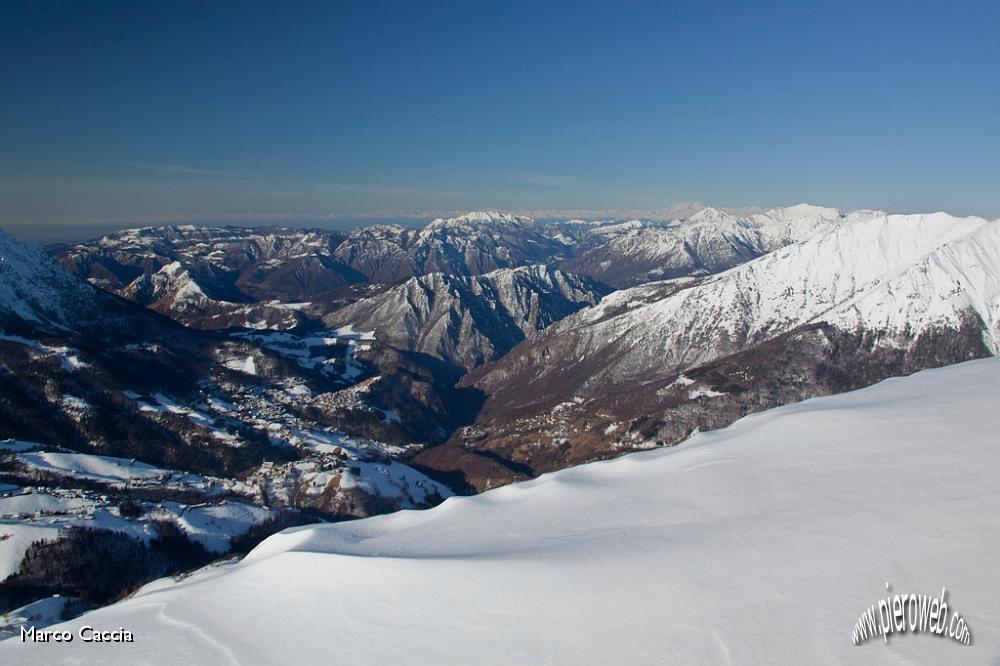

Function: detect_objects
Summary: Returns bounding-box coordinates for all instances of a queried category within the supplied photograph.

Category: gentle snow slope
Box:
[6,359,1000,664]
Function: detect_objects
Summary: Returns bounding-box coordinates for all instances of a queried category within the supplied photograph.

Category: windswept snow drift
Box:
[4,359,1000,663]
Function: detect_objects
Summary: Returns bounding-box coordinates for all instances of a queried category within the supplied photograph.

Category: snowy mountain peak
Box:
[159,261,186,277]
[426,211,532,230]
[448,208,1000,488]
[122,260,209,307]
[685,206,732,223]
[778,202,842,217]
[561,203,849,287]
[683,203,844,225]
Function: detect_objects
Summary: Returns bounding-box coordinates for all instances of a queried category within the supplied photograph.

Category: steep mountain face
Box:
[560,204,846,287]
[323,265,610,374]
[475,211,997,401]
[0,229,121,336]
[326,225,421,285]
[414,211,1000,490]
[41,208,1000,494]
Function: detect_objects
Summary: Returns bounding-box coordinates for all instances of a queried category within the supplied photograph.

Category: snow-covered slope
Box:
[606,211,996,364]
[55,206,858,330]
[479,211,999,398]
[562,203,846,286]
[8,358,999,663]
[121,261,218,315]
[0,228,106,333]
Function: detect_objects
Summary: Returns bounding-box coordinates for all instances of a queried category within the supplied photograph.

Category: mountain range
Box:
[54,207,845,329]
[425,210,1000,487]
[2,202,1000,634]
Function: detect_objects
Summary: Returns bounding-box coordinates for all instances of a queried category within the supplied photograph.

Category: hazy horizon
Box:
[5,198,1000,245]
[0,217,431,245]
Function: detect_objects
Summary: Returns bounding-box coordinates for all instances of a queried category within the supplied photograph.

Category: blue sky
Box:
[2,0,999,228]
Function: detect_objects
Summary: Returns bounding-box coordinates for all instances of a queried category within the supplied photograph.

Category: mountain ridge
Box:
[323,264,610,374]
[412,209,1000,489]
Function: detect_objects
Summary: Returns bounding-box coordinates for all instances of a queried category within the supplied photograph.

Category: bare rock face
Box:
[324,265,610,374]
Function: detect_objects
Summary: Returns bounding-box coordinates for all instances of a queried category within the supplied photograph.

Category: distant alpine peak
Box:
[777,202,842,216]
[427,211,532,230]
[685,206,733,223]
[685,203,845,225]
[159,260,187,276]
